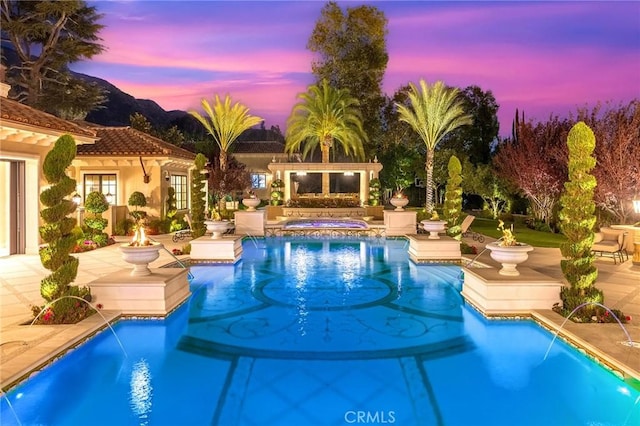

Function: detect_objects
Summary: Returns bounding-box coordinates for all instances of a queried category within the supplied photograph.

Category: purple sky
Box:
[74,1,640,137]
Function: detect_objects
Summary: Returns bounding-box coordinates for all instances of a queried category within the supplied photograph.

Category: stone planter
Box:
[390,197,409,211]
[120,243,163,276]
[486,241,534,276]
[205,220,232,239]
[242,197,260,211]
[421,220,447,239]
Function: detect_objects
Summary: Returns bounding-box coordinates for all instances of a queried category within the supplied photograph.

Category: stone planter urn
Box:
[390,197,409,211]
[486,241,534,276]
[120,243,163,276]
[421,220,447,239]
[205,220,231,239]
[242,197,260,211]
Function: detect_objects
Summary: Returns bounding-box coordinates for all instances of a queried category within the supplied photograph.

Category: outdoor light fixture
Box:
[105,192,114,204]
[164,171,170,182]
[72,192,81,204]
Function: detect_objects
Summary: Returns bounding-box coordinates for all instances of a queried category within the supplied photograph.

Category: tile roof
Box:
[233,140,286,154]
[0,97,96,138]
[76,126,196,160]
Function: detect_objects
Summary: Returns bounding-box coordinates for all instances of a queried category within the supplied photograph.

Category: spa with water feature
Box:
[1,236,638,426]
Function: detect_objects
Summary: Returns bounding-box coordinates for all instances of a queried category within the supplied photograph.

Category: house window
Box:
[83,174,117,204]
[170,175,188,210]
[251,173,266,189]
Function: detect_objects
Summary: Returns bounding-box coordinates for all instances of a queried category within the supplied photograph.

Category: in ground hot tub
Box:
[282,218,369,230]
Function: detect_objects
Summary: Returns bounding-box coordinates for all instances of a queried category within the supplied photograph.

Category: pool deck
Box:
[1,233,639,390]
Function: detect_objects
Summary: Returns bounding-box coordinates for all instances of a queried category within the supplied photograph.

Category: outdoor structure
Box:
[267,160,383,204]
[73,125,196,234]
[0,68,97,255]
[233,137,288,200]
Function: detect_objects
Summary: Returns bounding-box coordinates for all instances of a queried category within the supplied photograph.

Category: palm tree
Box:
[285,79,367,194]
[189,95,262,171]
[396,80,472,213]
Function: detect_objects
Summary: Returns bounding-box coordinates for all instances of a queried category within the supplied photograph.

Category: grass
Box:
[469,216,568,248]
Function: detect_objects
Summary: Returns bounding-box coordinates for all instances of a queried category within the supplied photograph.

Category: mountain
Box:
[80,73,194,130]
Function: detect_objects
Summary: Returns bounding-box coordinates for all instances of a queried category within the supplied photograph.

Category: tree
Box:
[396,80,473,213]
[444,85,499,165]
[130,112,153,135]
[464,163,510,219]
[1,0,105,108]
[189,95,262,172]
[558,122,601,318]
[34,134,92,324]
[443,155,463,240]
[308,1,388,155]
[494,116,571,224]
[208,156,251,219]
[578,100,640,223]
[285,79,367,195]
[37,73,106,120]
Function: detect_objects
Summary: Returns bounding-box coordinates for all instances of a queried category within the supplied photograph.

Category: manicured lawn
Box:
[469,216,568,248]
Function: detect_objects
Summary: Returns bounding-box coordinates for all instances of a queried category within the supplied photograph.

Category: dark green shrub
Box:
[114,218,135,236]
[34,134,93,324]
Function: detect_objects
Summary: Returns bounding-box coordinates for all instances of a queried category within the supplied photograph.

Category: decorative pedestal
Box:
[421,220,447,239]
[390,197,409,211]
[383,210,417,236]
[89,268,190,316]
[407,234,461,263]
[235,210,266,236]
[242,197,261,211]
[190,235,243,263]
[205,220,232,239]
[461,266,562,315]
[486,242,534,276]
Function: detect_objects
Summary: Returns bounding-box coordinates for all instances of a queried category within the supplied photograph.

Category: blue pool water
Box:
[2,238,638,426]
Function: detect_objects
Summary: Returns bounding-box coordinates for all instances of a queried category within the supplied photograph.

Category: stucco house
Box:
[0,78,97,256]
[73,125,196,234]
[0,68,196,255]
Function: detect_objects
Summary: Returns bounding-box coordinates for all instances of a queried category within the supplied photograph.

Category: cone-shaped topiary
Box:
[443,155,463,240]
[190,153,207,238]
[166,187,177,219]
[84,191,109,246]
[34,134,93,324]
[558,122,609,320]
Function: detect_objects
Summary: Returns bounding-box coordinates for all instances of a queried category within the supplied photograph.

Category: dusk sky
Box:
[73,1,640,137]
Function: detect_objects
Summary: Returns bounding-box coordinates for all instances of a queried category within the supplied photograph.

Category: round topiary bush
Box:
[128,191,148,222]
[83,191,110,246]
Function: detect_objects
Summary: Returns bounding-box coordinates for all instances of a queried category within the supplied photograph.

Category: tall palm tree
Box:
[285,79,367,194]
[396,80,472,212]
[189,95,262,171]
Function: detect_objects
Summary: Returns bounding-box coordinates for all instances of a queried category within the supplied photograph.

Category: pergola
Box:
[267,160,383,204]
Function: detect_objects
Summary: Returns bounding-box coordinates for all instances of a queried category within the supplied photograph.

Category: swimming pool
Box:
[1,238,638,425]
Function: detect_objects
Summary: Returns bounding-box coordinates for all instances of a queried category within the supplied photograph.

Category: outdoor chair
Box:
[461,215,485,243]
[592,228,628,264]
[172,213,193,242]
